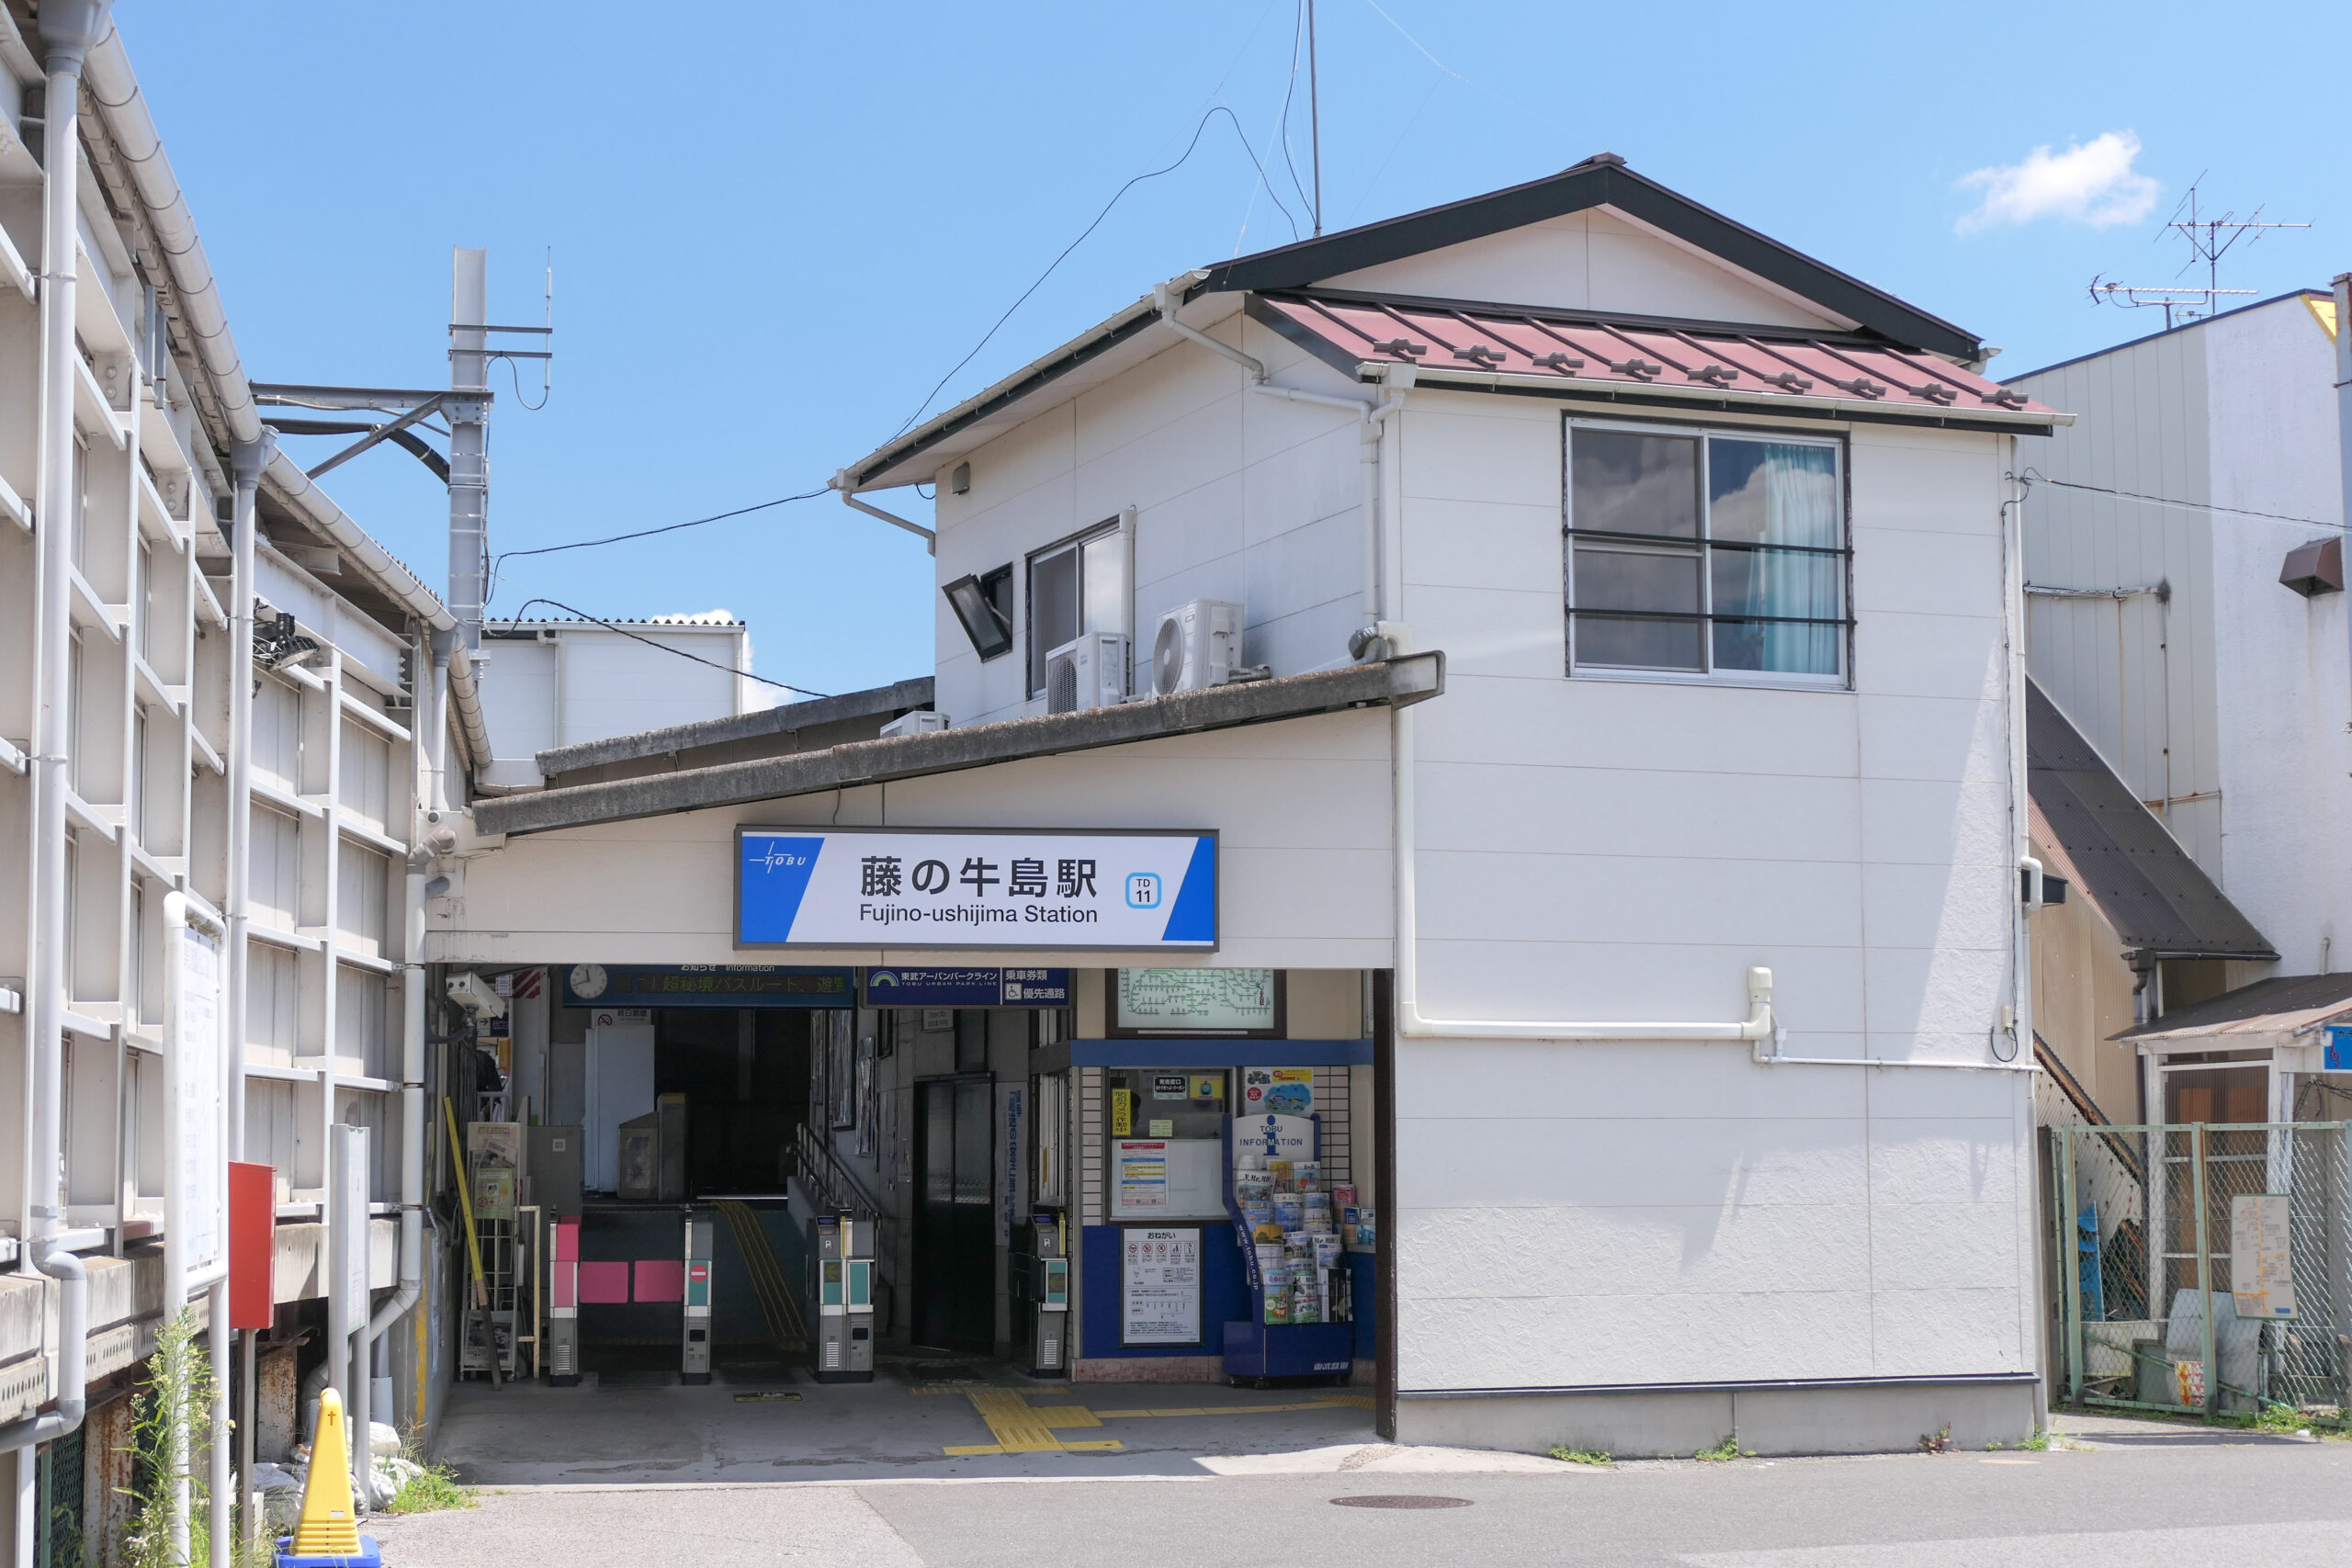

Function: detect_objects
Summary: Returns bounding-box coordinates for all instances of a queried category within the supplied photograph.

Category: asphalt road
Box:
[371,1417,2352,1567]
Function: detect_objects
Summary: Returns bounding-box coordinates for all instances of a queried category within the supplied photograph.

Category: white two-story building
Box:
[439,154,2069,1456]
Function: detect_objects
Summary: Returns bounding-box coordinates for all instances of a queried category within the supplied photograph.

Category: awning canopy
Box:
[2114,973,2352,1052]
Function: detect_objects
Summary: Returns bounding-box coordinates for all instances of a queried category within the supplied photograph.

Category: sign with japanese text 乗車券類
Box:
[735,828,1216,951]
[859,967,1071,1008]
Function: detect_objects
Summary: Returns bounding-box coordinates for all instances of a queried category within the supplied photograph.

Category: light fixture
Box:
[943,564,1014,660]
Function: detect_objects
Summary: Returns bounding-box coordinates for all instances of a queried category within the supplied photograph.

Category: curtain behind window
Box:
[1711,441,1838,674]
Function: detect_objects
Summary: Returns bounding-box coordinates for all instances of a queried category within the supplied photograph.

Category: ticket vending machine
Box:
[810,1215,875,1382]
[1010,1213,1069,1378]
[682,1212,715,1383]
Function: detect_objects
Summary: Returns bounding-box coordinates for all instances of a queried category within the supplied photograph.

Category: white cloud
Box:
[1955,131,2159,235]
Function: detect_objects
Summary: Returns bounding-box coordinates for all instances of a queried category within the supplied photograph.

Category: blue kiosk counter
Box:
[1069,1038,1375,1385]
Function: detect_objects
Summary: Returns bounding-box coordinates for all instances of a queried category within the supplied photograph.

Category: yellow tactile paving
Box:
[944,1389,1125,1455]
[931,1385,1370,1454]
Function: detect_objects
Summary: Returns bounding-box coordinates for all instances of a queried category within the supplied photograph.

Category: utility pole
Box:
[1306,0,1323,236]
[440,249,491,806]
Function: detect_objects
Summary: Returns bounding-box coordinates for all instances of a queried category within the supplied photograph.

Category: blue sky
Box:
[124,2,2340,699]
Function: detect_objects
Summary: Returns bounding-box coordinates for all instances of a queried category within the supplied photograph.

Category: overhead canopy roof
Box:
[474,652,1443,838]
[2027,680,2276,961]
[840,153,2007,492]
[1249,290,2060,432]
[2114,972,2352,1045]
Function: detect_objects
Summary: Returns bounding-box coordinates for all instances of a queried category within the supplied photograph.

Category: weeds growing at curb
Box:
[1693,1435,1754,1461]
[1548,1447,1612,1467]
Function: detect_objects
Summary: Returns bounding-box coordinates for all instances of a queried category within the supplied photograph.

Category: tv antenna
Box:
[2089,180,2308,328]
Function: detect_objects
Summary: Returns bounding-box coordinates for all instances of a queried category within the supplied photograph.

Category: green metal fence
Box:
[2051,1121,2352,1423]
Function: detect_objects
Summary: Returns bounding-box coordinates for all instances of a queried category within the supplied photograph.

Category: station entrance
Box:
[430,961,1385,1482]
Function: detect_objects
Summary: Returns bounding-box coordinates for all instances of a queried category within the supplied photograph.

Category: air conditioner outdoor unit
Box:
[879,709,951,738]
[1046,633,1128,715]
[1151,599,1242,696]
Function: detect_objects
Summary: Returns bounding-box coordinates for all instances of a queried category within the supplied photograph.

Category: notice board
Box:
[1122,1227,1202,1345]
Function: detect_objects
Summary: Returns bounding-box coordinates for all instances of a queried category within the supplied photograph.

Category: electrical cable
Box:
[2015,469,2340,531]
[482,487,831,612]
[1275,0,1315,220]
[890,104,1297,441]
[499,597,831,698]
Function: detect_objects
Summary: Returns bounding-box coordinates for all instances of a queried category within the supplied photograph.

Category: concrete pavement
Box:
[375,1405,2352,1566]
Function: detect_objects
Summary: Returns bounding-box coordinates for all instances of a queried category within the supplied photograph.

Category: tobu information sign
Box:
[737,827,1217,951]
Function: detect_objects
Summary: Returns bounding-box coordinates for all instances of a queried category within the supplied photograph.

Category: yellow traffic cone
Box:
[280,1387,379,1565]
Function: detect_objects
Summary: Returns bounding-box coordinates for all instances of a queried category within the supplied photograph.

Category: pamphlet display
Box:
[1220,1114,1359,1382]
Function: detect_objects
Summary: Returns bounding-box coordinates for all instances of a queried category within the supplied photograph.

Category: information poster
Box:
[1114,1140,1168,1211]
[174,918,225,1274]
[2230,1193,2296,1319]
[1241,1066,1314,1116]
[1122,1227,1202,1345]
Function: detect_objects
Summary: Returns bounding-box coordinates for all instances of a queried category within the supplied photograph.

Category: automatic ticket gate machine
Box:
[809,1214,875,1382]
[683,1212,716,1384]
[1010,1212,1069,1378]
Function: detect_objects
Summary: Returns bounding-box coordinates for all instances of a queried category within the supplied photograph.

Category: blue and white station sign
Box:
[736,828,1216,951]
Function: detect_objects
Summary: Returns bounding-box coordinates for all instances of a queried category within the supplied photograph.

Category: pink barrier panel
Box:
[577,1260,630,1304]
[633,1258,684,1303]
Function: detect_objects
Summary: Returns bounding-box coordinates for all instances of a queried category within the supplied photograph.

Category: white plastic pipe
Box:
[352,840,441,1505]
[6,0,111,1469]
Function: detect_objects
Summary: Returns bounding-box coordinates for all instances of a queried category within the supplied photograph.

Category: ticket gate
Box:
[683,1212,715,1383]
[809,1215,875,1382]
[1010,1213,1069,1378]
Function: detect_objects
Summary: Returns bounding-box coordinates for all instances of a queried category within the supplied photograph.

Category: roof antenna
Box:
[2088,178,2307,329]
[1307,0,1323,236]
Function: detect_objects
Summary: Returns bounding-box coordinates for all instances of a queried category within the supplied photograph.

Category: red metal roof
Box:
[1256,292,2057,419]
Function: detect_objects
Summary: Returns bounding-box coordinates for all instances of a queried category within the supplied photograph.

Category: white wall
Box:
[1387,390,2031,1391]
[2204,299,2352,972]
[930,309,1364,728]
[475,623,749,767]
[2011,325,2223,871]
[2012,294,2352,971]
[1324,207,1849,331]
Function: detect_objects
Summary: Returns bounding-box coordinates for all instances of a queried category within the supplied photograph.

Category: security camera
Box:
[445,972,507,1021]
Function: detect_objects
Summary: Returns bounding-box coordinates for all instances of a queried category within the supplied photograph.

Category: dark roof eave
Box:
[476,652,1445,838]
[1196,160,1982,361]
[535,677,937,775]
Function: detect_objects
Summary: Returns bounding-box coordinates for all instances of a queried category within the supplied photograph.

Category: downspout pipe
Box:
[1151,285,1411,633]
[827,472,936,554]
[353,835,447,1504]
[2335,273,2352,727]
[224,437,270,1165]
[6,0,113,1463]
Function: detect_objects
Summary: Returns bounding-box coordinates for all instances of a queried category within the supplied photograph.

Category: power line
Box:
[499,597,832,698]
[890,104,1298,442]
[483,487,830,610]
[2016,469,2340,531]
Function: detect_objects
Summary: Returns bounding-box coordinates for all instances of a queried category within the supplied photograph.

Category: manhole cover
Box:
[1329,1495,1474,1510]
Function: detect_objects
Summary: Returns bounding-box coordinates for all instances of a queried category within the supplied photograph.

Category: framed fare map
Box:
[1110,968,1284,1037]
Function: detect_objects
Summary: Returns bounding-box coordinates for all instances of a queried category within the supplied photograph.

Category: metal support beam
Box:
[304,394,445,480]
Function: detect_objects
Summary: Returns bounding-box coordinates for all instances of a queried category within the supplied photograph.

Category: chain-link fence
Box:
[2051,1122,2351,1423]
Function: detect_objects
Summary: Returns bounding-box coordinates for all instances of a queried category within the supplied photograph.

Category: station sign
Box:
[737,827,1217,951]
[860,967,1071,1008]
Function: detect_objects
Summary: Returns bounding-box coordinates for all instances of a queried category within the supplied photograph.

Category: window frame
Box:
[1024,519,1122,698]
[1563,415,1852,689]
